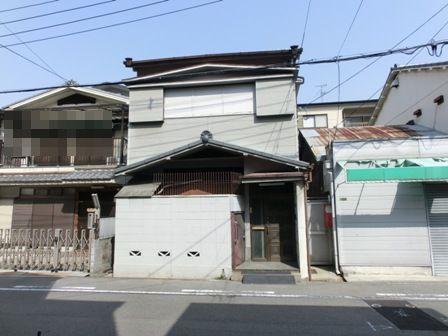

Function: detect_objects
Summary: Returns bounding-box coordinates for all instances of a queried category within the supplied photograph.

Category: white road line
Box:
[61,286,96,290]
[366,321,377,332]
[377,293,448,298]
[1,287,447,301]
[241,290,276,294]
[0,287,357,299]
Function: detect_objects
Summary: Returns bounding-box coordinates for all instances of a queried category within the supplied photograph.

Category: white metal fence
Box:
[0,229,93,272]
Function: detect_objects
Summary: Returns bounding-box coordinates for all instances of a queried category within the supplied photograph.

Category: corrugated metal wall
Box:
[424,184,448,276]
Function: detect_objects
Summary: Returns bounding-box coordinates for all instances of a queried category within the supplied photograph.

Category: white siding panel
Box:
[129,88,164,123]
[255,79,295,116]
[128,114,298,163]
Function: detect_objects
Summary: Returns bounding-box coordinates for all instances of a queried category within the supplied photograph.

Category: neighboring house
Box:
[300,124,448,278]
[0,85,128,234]
[298,99,377,129]
[371,61,448,131]
[113,47,313,280]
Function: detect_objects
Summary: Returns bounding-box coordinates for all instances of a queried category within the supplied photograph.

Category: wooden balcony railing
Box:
[153,171,242,195]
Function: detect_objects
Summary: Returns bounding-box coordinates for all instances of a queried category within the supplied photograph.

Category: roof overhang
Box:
[124,63,296,84]
[116,138,309,176]
[4,86,128,110]
[241,172,305,184]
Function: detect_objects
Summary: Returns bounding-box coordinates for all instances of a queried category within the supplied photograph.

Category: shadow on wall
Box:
[165,302,448,336]
[0,274,123,336]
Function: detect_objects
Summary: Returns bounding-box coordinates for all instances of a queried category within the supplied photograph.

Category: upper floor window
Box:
[164,84,254,118]
[302,114,328,128]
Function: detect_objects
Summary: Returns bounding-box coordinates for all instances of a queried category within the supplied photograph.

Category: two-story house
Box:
[113,47,312,280]
[0,85,128,236]
[298,99,377,129]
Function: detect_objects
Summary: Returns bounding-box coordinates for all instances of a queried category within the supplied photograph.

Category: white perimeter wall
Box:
[331,138,447,268]
[114,195,243,279]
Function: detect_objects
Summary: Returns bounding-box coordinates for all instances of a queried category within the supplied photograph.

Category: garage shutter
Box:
[12,199,33,229]
[424,184,448,276]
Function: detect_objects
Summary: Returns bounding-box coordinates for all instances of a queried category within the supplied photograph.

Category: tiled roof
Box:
[0,169,115,185]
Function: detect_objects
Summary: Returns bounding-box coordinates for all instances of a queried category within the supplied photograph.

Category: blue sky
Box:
[0,0,447,106]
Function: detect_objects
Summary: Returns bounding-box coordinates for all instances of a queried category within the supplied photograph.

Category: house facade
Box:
[113,47,312,280]
[298,99,377,129]
[371,61,448,131]
[0,85,128,237]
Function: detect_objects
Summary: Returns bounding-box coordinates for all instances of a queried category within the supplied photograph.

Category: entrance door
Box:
[250,184,296,262]
[308,201,333,265]
[424,184,448,276]
[231,212,245,269]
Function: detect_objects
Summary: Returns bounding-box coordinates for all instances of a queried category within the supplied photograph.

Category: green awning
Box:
[344,158,448,182]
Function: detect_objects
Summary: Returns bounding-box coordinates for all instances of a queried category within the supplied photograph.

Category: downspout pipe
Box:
[329,142,341,275]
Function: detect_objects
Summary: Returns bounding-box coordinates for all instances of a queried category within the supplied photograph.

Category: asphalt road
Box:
[0,273,447,336]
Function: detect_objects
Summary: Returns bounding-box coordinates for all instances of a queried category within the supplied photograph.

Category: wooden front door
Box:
[231,212,245,269]
[250,184,296,262]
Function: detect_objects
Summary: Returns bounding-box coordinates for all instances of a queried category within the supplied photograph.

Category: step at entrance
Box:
[241,270,296,284]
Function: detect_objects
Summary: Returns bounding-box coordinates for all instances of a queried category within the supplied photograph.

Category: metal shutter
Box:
[424,184,448,276]
[12,199,33,229]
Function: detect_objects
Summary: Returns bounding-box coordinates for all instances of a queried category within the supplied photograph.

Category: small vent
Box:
[129,250,142,256]
[187,251,200,257]
[158,251,171,257]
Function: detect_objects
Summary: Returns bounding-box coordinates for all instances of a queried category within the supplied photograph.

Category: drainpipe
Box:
[328,143,341,275]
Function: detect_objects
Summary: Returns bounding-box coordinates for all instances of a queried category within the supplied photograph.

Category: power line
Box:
[0,40,69,81]
[334,0,364,132]
[1,37,447,95]
[0,0,59,14]
[299,40,448,66]
[0,38,447,94]
[330,16,448,130]
[305,1,448,104]
[300,0,312,47]
[0,21,67,82]
[0,0,169,39]
[337,0,364,56]
[2,0,117,25]
[1,0,223,48]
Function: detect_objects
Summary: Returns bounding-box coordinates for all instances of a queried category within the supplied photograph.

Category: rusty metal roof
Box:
[300,125,446,160]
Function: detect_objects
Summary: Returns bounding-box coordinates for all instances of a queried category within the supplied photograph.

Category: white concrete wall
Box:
[376,69,448,131]
[114,195,243,279]
[331,138,444,269]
